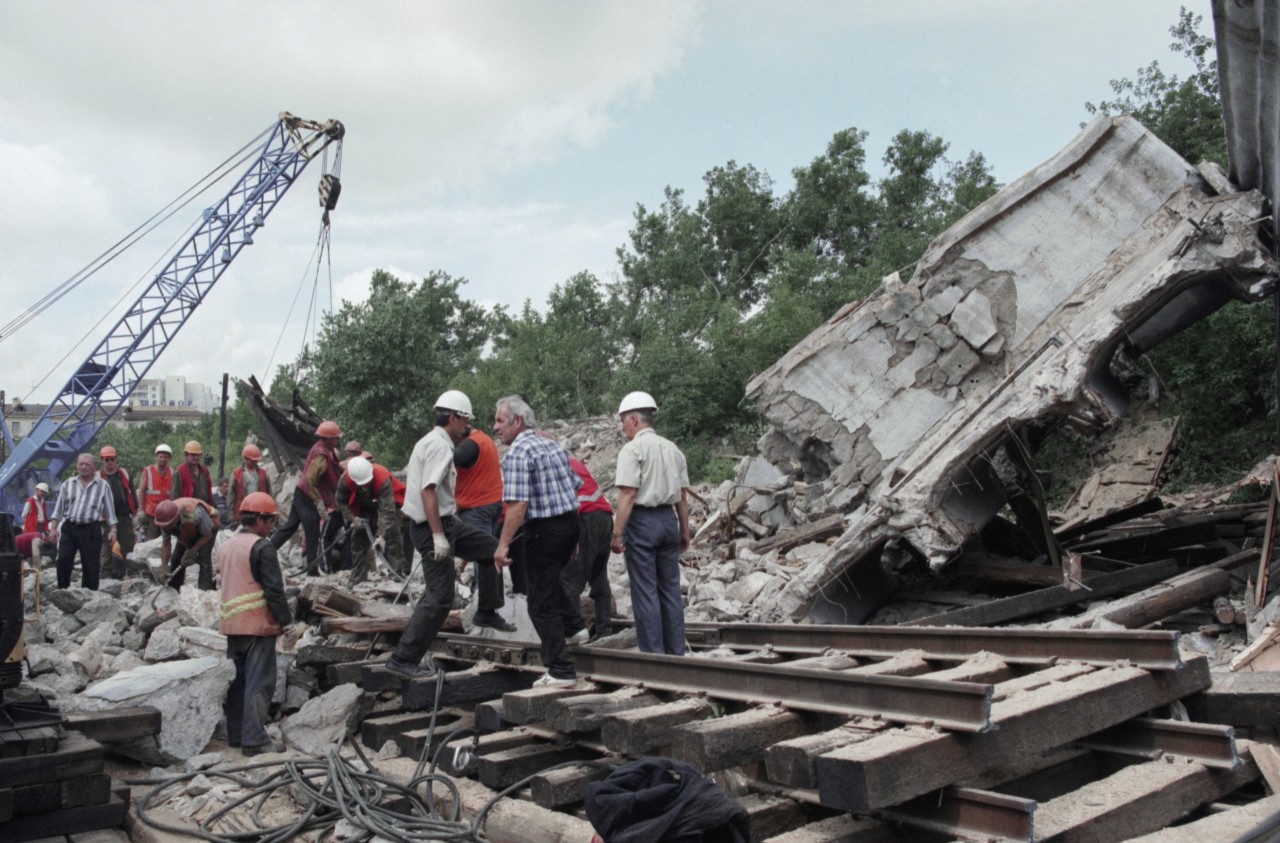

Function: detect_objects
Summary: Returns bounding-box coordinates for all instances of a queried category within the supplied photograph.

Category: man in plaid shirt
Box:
[493,395,585,687]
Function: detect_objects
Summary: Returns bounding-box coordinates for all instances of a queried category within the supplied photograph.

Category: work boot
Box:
[385,655,436,679]
[242,740,285,756]
[472,611,516,632]
[567,627,590,645]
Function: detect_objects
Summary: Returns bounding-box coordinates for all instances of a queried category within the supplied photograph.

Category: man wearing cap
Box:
[493,396,584,688]
[271,420,342,574]
[336,456,404,583]
[48,453,117,590]
[385,390,500,679]
[171,441,214,504]
[454,424,515,632]
[97,446,137,579]
[611,391,690,656]
[157,497,221,590]
[230,444,272,521]
[137,444,175,573]
[22,482,51,537]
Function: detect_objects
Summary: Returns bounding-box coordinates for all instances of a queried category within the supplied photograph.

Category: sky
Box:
[0,0,1206,408]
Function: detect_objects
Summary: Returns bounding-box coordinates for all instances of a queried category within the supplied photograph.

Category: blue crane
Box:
[0,112,344,518]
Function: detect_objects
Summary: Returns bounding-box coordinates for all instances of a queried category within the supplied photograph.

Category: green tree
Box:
[1085,7,1226,166]
[307,269,492,465]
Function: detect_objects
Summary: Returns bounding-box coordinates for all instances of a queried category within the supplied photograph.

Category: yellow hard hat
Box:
[184,440,203,455]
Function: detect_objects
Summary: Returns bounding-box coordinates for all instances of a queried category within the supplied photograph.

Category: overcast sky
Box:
[0,0,1204,408]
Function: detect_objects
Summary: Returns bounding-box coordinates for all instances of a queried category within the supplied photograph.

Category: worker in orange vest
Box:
[157,497,221,590]
[136,443,174,572]
[171,440,214,504]
[219,491,291,756]
[230,444,273,521]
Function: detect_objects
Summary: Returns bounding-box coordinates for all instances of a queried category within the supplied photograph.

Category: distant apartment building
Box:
[134,376,217,413]
[3,374,215,440]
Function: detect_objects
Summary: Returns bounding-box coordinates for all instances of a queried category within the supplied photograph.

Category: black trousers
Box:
[394,515,499,665]
[225,634,278,749]
[458,502,505,612]
[522,511,581,680]
[56,521,103,590]
[561,509,614,636]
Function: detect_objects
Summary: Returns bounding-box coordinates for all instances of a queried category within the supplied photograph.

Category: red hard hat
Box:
[154,500,179,528]
[99,445,117,458]
[242,444,262,461]
[316,420,341,438]
[239,492,277,515]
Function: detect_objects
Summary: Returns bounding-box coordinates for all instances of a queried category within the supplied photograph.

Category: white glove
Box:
[430,532,451,561]
[350,516,367,530]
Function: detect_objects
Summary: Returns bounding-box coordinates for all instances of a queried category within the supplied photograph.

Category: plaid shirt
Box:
[500,430,582,520]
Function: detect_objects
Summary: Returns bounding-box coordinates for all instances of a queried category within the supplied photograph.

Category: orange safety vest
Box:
[23,495,48,534]
[168,497,219,547]
[219,531,283,637]
[455,430,503,510]
[141,465,173,516]
[231,465,270,518]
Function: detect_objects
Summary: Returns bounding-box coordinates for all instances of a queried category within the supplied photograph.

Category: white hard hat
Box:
[435,389,473,418]
[155,443,173,455]
[347,456,374,485]
[618,391,658,415]
[35,482,50,494]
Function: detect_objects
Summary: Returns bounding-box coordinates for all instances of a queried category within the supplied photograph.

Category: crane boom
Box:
[0,112,344,516]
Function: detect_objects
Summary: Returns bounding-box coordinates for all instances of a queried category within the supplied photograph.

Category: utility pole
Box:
[218,374,229,481]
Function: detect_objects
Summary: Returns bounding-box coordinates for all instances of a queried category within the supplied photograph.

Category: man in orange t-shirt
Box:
[454,426,514,631]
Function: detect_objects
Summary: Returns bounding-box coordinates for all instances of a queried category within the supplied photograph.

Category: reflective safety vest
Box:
[141,465,173,516]
[23,495,48,534]
[231,465,270,518]
[219,531,283,637]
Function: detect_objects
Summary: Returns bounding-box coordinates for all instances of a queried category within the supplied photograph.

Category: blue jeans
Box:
[623,506,685,655]
[225,634,278,748]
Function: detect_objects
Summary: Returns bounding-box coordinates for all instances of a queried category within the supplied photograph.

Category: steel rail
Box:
[686,623,1183,670]
[1077,717,1239,769]
[569,649,993,732]
[881,786,1036,842]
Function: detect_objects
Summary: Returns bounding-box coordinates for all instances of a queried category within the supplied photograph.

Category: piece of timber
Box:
[571,650,992,732]
[1031,744,1260,842]
[475,741,597,789]
[760,813,898,843]
[1052,496,1166,543]
[474,700,508,733]
[544,688,663,735]
[1077,717,1239,768]
[766,719,891,788]
[1124,792,1280,842]
[814,656,1212,813]
[1049,566,1233,630]
[1183,670,1280,727]
[529,761,617,809]
[920,652,1015,684]
[391,713,476,761]
[1066,522,1219,558]
[63,707,161,743]
[0,791,127,841]
[671,705,808,772]
[321,615,408,635]
[738,793,807,842]
[879,786,1036,842]
[0,732,104,788]
[905,557,1181,627]
[407,725,536,774]
[695,623,1184,671]
[600,697,713,755]
[502,683,600,725]
[361,709,465,751]
[393,664,537,710]
[328,658,381,687]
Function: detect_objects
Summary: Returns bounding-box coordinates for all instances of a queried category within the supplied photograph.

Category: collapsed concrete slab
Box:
[745,115,1277,624]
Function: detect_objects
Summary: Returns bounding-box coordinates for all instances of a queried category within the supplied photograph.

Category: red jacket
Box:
[231,465,271,518]
[22,495,48,534]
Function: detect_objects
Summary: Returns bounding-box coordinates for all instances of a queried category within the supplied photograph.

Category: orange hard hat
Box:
[99,445,117,458]
[184,440,203,455]
[316,420,341,438]
[155,499,180,528]
[242,443,262,461]
[239,491,277,515]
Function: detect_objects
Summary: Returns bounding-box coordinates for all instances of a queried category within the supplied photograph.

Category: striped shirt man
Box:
[51,472,117,527]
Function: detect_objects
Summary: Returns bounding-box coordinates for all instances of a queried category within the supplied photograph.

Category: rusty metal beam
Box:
[880,786,1036,842]
[688,623,1183,671]
[1077,717,1240,769]
[570,649,992,732]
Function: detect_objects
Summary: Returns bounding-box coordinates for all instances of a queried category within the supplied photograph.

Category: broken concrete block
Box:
[144,619,184,662]
[64,656,235,765]
[726,571,775,606]
[137,587,181,633]
[176,586,222,629]
[178,627,228,660]
[47,588,93,614]
[281,683,365,756]
[745,115,1276,623]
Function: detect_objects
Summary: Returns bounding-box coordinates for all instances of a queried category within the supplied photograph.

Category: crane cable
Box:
[0,125,274,409]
